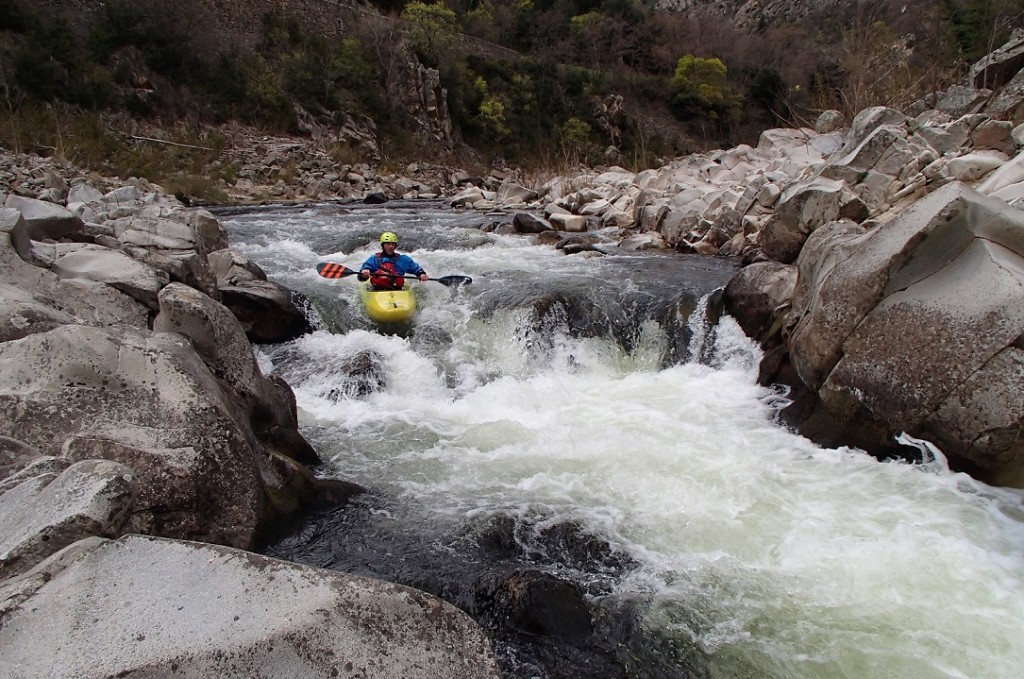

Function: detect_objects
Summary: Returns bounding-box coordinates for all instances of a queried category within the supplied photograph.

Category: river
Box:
[220,201,1024,679]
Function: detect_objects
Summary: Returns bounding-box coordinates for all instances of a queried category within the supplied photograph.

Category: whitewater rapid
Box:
[223,202,1024,679]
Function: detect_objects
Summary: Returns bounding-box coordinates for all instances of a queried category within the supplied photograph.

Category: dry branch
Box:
[129,135,213,151]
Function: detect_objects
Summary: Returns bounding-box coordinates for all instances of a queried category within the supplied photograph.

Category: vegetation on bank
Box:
[0,0,1021,195]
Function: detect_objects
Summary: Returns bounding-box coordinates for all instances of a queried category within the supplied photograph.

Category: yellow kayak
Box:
[360,282,416,323]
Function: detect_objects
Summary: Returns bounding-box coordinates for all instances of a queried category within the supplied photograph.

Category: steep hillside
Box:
[3,0,1022,183]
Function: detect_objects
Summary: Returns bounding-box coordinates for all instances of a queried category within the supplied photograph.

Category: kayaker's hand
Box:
[419,273,428,281]
[359,268,370,280]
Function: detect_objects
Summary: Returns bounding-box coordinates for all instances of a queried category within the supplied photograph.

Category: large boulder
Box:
[786,182,1024,486]
[0,324,279,547]
[0,283,78,342]
[970,31,1024,91]
[3,195,85,242]
[722,260,799,346]
[111,216,218,296]
[218,280,314,344]
[209,249,314,344]
[153,282,317,464]
[0,535,503,679]
[52,243,170,310]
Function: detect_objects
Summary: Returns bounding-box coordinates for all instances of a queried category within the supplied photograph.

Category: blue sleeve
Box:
[360,254,379,271]
[397,255,424,276]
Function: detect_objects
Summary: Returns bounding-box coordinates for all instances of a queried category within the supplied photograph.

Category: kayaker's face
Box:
[382,242,397,255]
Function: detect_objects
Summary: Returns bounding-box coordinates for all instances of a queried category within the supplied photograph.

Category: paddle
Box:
[315,262,472,287]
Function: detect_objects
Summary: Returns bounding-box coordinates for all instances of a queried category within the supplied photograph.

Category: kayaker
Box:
[359,232,429,290]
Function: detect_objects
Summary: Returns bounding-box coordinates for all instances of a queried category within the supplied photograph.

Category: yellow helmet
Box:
[380,232,398,244]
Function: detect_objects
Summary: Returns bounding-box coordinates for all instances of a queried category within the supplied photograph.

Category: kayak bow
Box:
[359,281,416,323]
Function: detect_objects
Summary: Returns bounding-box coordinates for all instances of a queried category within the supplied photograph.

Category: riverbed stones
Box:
[0,535,503,679]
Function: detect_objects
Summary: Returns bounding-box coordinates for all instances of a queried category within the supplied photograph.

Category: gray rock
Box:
[549,213,588,232]
[984,67,1024,120]
[153,282,319,466]
[815,109,845,134]
[123,244,218,297]
[154,283,295,431]
[971,119,1016,154]
[0,456,69,495]
[52,244,170,310]
[758,178,867,263]
[209,248,268,284]
[788,182,1024,486]
[102,185,142,205]
[837,106,909,155]
[189,208,229,252]
[0,324,273,547]
[936,84,991,117]
[0,208,31,260]
[450,186,486,207]
[0,459,134,578]
[970,32,1024,90]
[0,535,502,679]
[3,195,85,242]
[497,181,539,204]
[0,282,78,342]
[67,182,105,205]
[1,233,149,332]
[512,211,553,233]
[723,261,798,345]
[218,279,313,344]
[205,250,309,346]
[914,117,972,156]
[0,436,43,481]
[112,215,202,251]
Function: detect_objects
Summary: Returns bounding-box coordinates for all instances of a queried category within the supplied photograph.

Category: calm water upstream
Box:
[220,201,1024,679]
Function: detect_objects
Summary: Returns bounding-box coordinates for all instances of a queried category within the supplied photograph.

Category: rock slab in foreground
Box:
[0,535,502,679]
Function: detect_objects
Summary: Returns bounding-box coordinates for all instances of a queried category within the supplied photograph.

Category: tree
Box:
[559,116,593,166]
[474,76,510,137]
[400,1,459,67]
[670,55,740,123]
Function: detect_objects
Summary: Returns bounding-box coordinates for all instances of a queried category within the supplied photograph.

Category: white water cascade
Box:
[223,203,1024,679]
